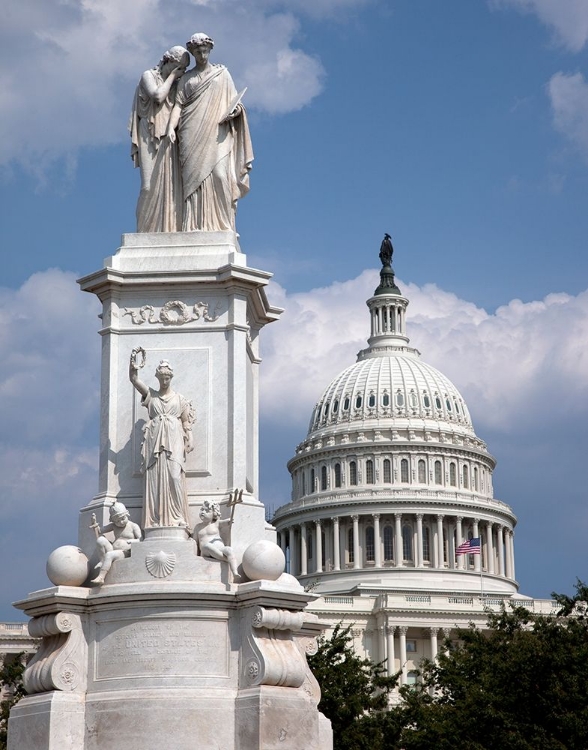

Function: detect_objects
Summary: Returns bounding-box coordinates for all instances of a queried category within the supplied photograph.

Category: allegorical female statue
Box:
[167,32,254,231]
[129,46,190,232]
[129,349,194,528]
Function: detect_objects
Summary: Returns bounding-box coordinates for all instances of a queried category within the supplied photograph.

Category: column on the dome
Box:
[279,528,287,557]
[429,627,439,660]
[416,514,424,568]
[498,525,505,576]
[436,514,444,569]
[290,526,298,576]
[456,516,464,570]
[374,513,382,568]
[300,521,308,576]
[486,521,494,574]
[473,519,481,572]
[352,514,360,569]
[386,624,396,677]
[398,626,408,685]
[509,531,516,580]
[315,519,323,574]
[332,516,340,571]
[395,513,403,567]
[505,528,513,579]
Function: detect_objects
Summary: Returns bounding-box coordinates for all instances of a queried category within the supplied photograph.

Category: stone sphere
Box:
[46,546,89,587]
[242,540,285,581]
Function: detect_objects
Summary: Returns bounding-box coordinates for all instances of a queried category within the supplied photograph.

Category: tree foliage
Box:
[308,623,401,749]
[0,655,25,750]
[397,581,588,750]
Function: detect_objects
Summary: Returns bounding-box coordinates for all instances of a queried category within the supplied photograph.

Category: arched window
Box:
[383,393,390,407]
[366,459,374,484]
[310,468,315,493]
[418,459,426,483]
[396,390,405,407]
[435,395,442,409]
[365,526,375,562]
[383,459,391,483]
[343,396,350,411]
[307,532,313,560]
[324,402,330,416]
[473,466,479,491]
[384,526,393,561]
[449,463,457,487]
[349,461,358,486]
[401,458,409,483]
[355,394,363,409]
[446,398,452,411]
[406,670,419,686]
[321,465,327,491]
[423,393,431,408]
[333,399,339,414]
[409,391,418,408]
[368,393,376,408]
[334,463,342,488]
[402,525,413,561]
[348,527,354,565]
[463,465,469,489]
[434,460,442,485]
[423,526,431,562]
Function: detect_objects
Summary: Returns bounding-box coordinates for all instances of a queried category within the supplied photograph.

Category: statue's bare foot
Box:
[94,561,103,569]
[91,574,106,584]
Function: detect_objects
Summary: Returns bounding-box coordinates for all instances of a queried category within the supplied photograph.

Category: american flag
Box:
[456,537,481,555]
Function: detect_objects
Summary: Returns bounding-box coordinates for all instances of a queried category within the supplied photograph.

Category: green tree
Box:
[397,582,588,750]
[308,623,402,750]
[0,654,26,750]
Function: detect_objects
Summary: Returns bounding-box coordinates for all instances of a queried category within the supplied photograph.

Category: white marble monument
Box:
[8,33,332,750]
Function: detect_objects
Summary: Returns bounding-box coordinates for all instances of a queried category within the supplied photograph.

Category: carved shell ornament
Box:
[145,550,176,578]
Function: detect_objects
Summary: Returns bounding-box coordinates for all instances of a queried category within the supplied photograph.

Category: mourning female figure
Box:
[167,33,253,231]
[129,353,194,528]
[129,46,190,232]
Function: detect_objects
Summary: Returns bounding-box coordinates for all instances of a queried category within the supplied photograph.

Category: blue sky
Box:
[1,0,588,619]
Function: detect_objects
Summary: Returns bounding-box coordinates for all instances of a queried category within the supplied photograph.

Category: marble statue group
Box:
[129,32,253,233]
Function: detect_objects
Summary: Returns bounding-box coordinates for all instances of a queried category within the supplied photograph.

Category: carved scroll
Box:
[24,612,87,694]
[241,606,307,689]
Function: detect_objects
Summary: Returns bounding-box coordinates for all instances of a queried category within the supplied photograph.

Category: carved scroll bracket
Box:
[24,612,87,694]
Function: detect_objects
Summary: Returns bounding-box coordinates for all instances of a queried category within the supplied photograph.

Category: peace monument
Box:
[8,34,332,750]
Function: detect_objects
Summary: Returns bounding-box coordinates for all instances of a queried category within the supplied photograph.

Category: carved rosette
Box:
[24,612,87,694]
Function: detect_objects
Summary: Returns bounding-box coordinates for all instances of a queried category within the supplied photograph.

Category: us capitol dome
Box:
[272,236,553,688]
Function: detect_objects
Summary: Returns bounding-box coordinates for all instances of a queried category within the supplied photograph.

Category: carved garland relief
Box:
[123,300,221,326]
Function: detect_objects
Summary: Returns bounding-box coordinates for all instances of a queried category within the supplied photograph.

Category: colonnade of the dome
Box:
[276,511,516,581]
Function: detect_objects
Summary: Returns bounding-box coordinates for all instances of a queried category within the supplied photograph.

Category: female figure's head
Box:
[160,45,190,78]
[186,33,214,68]
[155,360,174,388]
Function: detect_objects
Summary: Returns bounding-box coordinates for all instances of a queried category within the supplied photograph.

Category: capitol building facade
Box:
[273,242,554,689]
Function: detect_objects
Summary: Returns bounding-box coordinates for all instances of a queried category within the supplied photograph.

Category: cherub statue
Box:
[195,498,240,579]
[90,502,142,584]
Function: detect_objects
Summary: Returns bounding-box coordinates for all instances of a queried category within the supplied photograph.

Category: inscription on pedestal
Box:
[95,617,228,679]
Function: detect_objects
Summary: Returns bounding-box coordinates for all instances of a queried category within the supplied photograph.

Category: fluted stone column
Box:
[430,627,439,661]
[485,521,494,574]
[505,528,513,579]
[456,516,464,570]
[374,513,382,568]
[399,626,408,685]
[290,526,298,576]
[352,515,360,569]
[436,514,444,569]
[386,625,396,677]
[395,513,403,567]
[332,516,340,571]
[473,518,481,572]
[279,528,287,556]
[498,525,505,577]
[315,520,323,574]
[509,531,516,580]
[416,514,423,568]
[300,521,308,576]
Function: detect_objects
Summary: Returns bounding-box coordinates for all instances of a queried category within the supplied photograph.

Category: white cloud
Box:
[0,0,374,173]
[492,0,588,52]
[261,271,588,436]
[548,71,588,161]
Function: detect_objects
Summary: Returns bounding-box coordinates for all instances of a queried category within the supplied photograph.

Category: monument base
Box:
[9,576,332,750]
